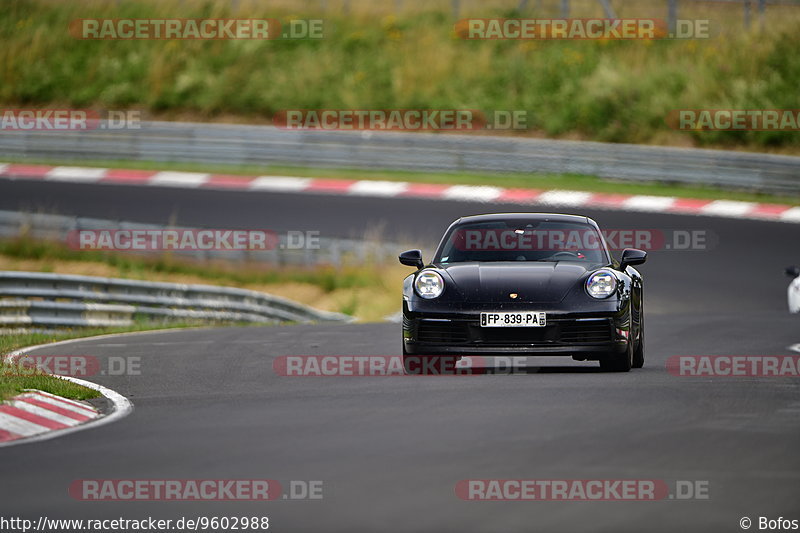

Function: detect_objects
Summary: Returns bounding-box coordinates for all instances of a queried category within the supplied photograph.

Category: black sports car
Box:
[400,213,647,372]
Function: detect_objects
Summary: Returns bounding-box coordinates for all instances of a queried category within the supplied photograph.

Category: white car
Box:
[787,266,800,313]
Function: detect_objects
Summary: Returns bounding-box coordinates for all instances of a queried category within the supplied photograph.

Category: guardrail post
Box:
[668,0,678,33]
[743,0,752,29]
[597,0,616,19]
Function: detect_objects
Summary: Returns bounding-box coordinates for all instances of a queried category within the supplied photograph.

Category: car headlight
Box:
[585,270,618,299]
[415,270,444,299]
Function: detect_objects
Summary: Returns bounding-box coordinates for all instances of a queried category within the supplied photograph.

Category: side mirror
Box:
[786,265,800,278]
[620,248,647,270]
[399,249,424,269]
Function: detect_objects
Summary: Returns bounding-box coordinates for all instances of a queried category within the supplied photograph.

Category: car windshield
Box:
[435,220,609,264]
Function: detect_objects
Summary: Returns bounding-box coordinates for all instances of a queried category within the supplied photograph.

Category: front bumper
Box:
[403,310,629,359]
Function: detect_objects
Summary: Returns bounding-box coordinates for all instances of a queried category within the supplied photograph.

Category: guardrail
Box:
[0,210,401,266]
[0,271,351,328]
[1,121,799,194]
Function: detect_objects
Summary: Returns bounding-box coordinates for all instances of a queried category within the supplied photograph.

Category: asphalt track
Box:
[1,179,799,532]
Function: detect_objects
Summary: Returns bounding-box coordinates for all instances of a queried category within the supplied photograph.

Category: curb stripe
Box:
[623,195,676,211]
[249,176,311,192]
[402,183,451,197]
[18,397,93,422]
[348,180,409,196]
[2,335,136,448]
[46,166,107,182]
[0,429,21,442]
[700,200,757,217]
[307,179,358,192]
[669,198,713,212]
[496,188,542,203]
[205,174,256,188]
[751,203,795,217]
[780,207,800,222]
[588,193,629,208]
[443,185,504,202]
[0,404,69,430]
[11,399,82,426]
[34,390,98,413]
[0,390,100,444]
[150,171,210,187]
[4,164,52,177]
[102,169,157,183]
[537,190,594,206]
[0,411,51,436]
[1,162,798,224]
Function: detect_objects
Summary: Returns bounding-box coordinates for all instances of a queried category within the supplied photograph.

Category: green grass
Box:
[0,363,101,402]
[0,236,385,292]
[0,324,193,402]
[3,155,798,205]
[2,0,800,151]
[0,232,408,321]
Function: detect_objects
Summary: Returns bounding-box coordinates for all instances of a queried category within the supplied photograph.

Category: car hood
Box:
[439,262,594,303]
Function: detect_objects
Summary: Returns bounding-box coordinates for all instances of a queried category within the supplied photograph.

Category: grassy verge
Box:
[0,363,101,402]
[0,236,407,322]
[0,236,390,292]
[3,156,798,206]
[0,324,193,402]
[3,0,800,152]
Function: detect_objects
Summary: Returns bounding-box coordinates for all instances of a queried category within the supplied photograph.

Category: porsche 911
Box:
[400,213,647,372]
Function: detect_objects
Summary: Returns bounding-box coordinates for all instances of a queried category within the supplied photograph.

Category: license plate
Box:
[480,312,546,327]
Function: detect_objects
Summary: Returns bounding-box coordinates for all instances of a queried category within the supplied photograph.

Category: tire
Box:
[402,341,413,374]
[632,314,645,369]
[600,338,633,372]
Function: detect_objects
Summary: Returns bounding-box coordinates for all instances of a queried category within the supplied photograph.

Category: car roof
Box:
[452,213,596,226]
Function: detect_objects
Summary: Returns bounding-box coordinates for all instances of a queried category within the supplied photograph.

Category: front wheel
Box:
[600,339,633,372]
[632,316,645,369]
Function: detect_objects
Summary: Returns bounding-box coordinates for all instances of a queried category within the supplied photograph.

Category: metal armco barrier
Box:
[0,271,351,328]
[0,210,401,266]
[1,121,798,194]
